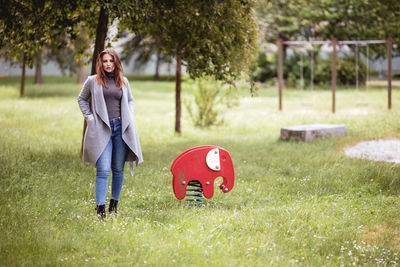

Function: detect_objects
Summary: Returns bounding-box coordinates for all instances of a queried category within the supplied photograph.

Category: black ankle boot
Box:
[96,205,106,219]
[109,199,118,214]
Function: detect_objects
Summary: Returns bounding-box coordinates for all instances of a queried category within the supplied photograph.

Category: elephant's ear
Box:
[206,148,220,171]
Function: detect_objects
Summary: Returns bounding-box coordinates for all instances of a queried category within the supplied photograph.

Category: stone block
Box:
[281,124,347,142]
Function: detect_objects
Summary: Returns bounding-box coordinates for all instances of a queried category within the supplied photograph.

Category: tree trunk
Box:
[20,54,26,97]
[34,50,44,84]
[77,62,86,84]
[154,49,161,80]
[81,3,109,157]
[175,54,182,134]
[90,4,109,75]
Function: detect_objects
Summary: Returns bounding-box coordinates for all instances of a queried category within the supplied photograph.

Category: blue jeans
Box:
[95,117,127,206]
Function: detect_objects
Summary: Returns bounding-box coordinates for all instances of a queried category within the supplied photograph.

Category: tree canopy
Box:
[120,0,258,83]
[257,0,400,44]
[0,0,98,95]
[119,0,258,133]
[0,0,89,67]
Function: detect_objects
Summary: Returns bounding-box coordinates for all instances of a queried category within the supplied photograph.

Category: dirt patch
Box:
[360,224,400,249]
[344,139,400,164]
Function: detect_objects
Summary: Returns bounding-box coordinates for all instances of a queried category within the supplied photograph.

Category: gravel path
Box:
[345,139,400,164]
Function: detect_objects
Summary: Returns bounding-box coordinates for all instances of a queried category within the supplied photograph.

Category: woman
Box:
[78,49,143,218]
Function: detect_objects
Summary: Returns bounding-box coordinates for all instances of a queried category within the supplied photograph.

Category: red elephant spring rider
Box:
[171,146,235,205]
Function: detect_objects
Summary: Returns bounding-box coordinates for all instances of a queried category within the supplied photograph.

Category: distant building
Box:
[0,54,177,77]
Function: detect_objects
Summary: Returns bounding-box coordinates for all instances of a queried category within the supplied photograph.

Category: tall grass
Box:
[0,76,400,266]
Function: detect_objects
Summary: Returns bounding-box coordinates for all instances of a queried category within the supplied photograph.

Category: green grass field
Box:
[1,76,400,266]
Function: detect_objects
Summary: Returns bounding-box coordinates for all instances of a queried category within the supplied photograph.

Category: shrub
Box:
[314,54,367,87]
[250,51,276,83]
[185,76,240,128]
[283,51,312,87]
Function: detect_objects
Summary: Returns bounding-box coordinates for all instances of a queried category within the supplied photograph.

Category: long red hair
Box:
[96,49,126,89]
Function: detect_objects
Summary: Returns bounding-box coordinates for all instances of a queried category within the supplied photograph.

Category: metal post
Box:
[387,38,392,110]
[332,39,337,113]
[277,38,284,110]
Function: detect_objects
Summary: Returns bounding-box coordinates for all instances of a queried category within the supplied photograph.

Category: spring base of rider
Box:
[185,180,204,206]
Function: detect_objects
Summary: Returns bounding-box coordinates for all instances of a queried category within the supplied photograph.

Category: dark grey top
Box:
[103,71,122,120]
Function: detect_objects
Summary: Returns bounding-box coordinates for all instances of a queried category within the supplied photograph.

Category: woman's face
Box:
[102,53,115,73]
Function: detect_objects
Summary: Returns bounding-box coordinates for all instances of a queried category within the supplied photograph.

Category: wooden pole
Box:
[355,44,359,90]
[311,48,314,91]
[366,45,369,90]
[387,38,392,110]
[277,38,284,110]
[300,52,304,90]
[331,39,337,114]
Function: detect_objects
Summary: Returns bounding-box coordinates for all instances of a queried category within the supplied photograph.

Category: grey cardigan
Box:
[77,75,143,174]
